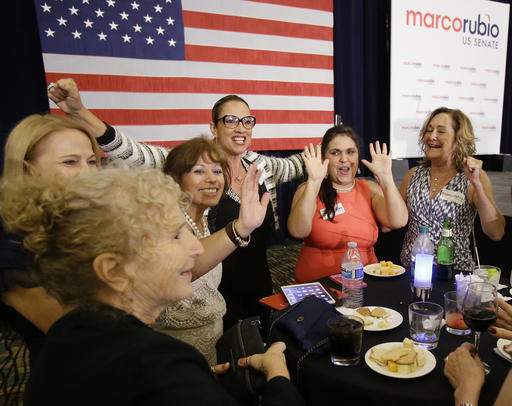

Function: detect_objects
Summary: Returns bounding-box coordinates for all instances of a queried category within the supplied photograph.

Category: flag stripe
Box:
[45,73,334,97]
[50,108,333,125]
[111,123,330,141]
[247,0,333,13]
[182,10,332,41]
[182,0,332,26]
[43,54,334,84]
[71,92,333,111]
[185,45,333,69]
[147,137,323,150]
[184,27,332,55]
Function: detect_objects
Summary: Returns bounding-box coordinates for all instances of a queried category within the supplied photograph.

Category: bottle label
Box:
[341,265,364,279]
[441,229,452,237]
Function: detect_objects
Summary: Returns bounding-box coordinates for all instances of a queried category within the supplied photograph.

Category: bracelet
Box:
[225,220,251,247]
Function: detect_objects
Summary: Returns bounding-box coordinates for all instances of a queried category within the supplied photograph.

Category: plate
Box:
[364,342,436,379]
[497,339,512,362]
[336,306,403,331]
[364,263,406,278]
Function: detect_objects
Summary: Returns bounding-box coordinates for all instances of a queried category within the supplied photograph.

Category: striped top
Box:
[97,125,304,229]
[400,166,476,272]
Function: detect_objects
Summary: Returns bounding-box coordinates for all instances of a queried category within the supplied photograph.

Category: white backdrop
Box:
[390,0,510,158]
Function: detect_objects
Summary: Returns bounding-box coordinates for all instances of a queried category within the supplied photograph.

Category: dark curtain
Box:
[333,0,391,175]
[1,1,49,173]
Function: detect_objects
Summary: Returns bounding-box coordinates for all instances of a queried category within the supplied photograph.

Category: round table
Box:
[272,273,511,406]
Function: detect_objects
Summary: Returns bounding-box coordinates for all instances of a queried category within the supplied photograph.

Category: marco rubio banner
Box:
[390,0,510,158]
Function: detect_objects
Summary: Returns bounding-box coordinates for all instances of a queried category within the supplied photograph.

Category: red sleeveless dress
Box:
[294,179,379,283]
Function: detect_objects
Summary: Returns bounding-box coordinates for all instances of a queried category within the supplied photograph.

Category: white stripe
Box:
[182,0,332,27]
[70,92,333,110]
[43,54,334,84]
[118,124,330,142]
[185,27,332,56]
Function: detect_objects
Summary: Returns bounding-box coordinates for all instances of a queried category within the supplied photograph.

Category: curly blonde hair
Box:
[0,168,187,307]
[419,107,477,172]
[3,114,101,181]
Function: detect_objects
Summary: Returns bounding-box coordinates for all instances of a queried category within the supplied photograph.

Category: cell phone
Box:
[281,282,335,305]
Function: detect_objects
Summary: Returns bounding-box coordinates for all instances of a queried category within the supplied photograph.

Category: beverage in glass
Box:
[473,265,501,288]
[462,282,497,374]
[444,291,471,335]
[408,302,443,349]
[326,315,363,366]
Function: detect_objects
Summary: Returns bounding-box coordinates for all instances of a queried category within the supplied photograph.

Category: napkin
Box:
[497,292,512,302]
[494,347,512,363]
[497,283,508,291]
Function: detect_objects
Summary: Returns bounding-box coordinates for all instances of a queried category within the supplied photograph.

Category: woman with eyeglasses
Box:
[48,79,305,328]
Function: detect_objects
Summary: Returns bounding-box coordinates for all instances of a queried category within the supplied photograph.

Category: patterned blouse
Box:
[400,166,476,273]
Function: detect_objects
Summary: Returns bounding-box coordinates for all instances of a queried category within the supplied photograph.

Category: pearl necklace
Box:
[182,210,209,239]
[332,180,355,193]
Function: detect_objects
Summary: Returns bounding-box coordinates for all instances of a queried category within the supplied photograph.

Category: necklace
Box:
[182,210,209,239]
[430,168,456,192]
[332,180,355,193]
[233,167,246,184]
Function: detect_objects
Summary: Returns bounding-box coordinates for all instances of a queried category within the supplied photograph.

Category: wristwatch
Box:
[225,220,251,247]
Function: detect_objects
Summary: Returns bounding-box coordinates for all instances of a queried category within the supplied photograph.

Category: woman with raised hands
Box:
[48,78,306,328]
[287,125,408,283]
[399,107,505,273]
[1,168,303,406]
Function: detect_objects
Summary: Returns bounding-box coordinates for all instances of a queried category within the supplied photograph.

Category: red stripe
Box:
[146,137,322,151]
[183,11,332,41]
[248,0,333,12]
[45,73,333,97]
[185,45,333,69]
[50,109,333,125]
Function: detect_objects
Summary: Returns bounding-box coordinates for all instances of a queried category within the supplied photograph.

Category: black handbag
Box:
[268,295,339,351]
[216,317,266,402]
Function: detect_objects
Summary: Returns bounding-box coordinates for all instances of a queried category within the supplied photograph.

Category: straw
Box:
[472,227,481,270]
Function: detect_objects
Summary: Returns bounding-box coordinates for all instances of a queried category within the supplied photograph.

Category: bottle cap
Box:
[347,241,357,248]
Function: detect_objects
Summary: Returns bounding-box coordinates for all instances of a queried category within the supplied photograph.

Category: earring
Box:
[357,168,361,175]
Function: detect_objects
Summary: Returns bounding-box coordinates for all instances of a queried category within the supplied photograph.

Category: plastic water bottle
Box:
[341,241,364,308]
[410,225,435,280]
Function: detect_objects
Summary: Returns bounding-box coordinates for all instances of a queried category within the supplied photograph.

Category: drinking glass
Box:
[326,315,364,366]
[444,291,471,335]
[473,265,501,288]
[462,282,497,374]
[408,302,443,349]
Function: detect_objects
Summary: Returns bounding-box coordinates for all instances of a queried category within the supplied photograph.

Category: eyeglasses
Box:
[216,115,256,129]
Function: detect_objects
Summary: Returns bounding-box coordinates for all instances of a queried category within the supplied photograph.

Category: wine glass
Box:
[462,282,497,374]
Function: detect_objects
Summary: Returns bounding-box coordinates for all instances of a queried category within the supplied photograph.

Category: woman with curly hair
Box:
[399,107,505,273]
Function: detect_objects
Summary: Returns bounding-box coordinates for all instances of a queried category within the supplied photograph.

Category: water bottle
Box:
[410,225,435,281]
[341,241,364,308]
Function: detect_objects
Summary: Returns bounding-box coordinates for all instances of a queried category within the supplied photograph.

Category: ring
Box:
[47,82,55,91]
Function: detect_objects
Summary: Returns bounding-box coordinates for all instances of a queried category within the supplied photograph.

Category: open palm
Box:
[361,141,392,181]
[302,143,328,182]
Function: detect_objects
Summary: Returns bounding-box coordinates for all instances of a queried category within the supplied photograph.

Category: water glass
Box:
[473,265,501,288]
[326,315,364,366]
[444,291,471,335]
[408,302,443,349]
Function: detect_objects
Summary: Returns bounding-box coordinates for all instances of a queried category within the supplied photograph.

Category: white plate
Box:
[365,342,436,379]
[364,263,406,278]
[497,339,512,362]
[336,306,403,331]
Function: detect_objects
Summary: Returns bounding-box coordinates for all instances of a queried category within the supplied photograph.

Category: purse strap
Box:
[295,338,329,386]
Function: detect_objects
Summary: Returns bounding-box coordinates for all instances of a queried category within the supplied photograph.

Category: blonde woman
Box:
[400,107,505,272]
[1,169,303,405]
[1,114,101,362]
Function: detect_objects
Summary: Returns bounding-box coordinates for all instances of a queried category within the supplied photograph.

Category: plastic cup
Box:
[408,302,443,349]
[473,265,501,288]
[326,315,364,366]
[444,291,471,336]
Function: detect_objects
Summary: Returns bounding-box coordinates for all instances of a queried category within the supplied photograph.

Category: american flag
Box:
[35,0,333,150]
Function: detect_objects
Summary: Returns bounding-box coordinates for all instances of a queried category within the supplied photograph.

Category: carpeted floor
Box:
[267,240,301,291]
